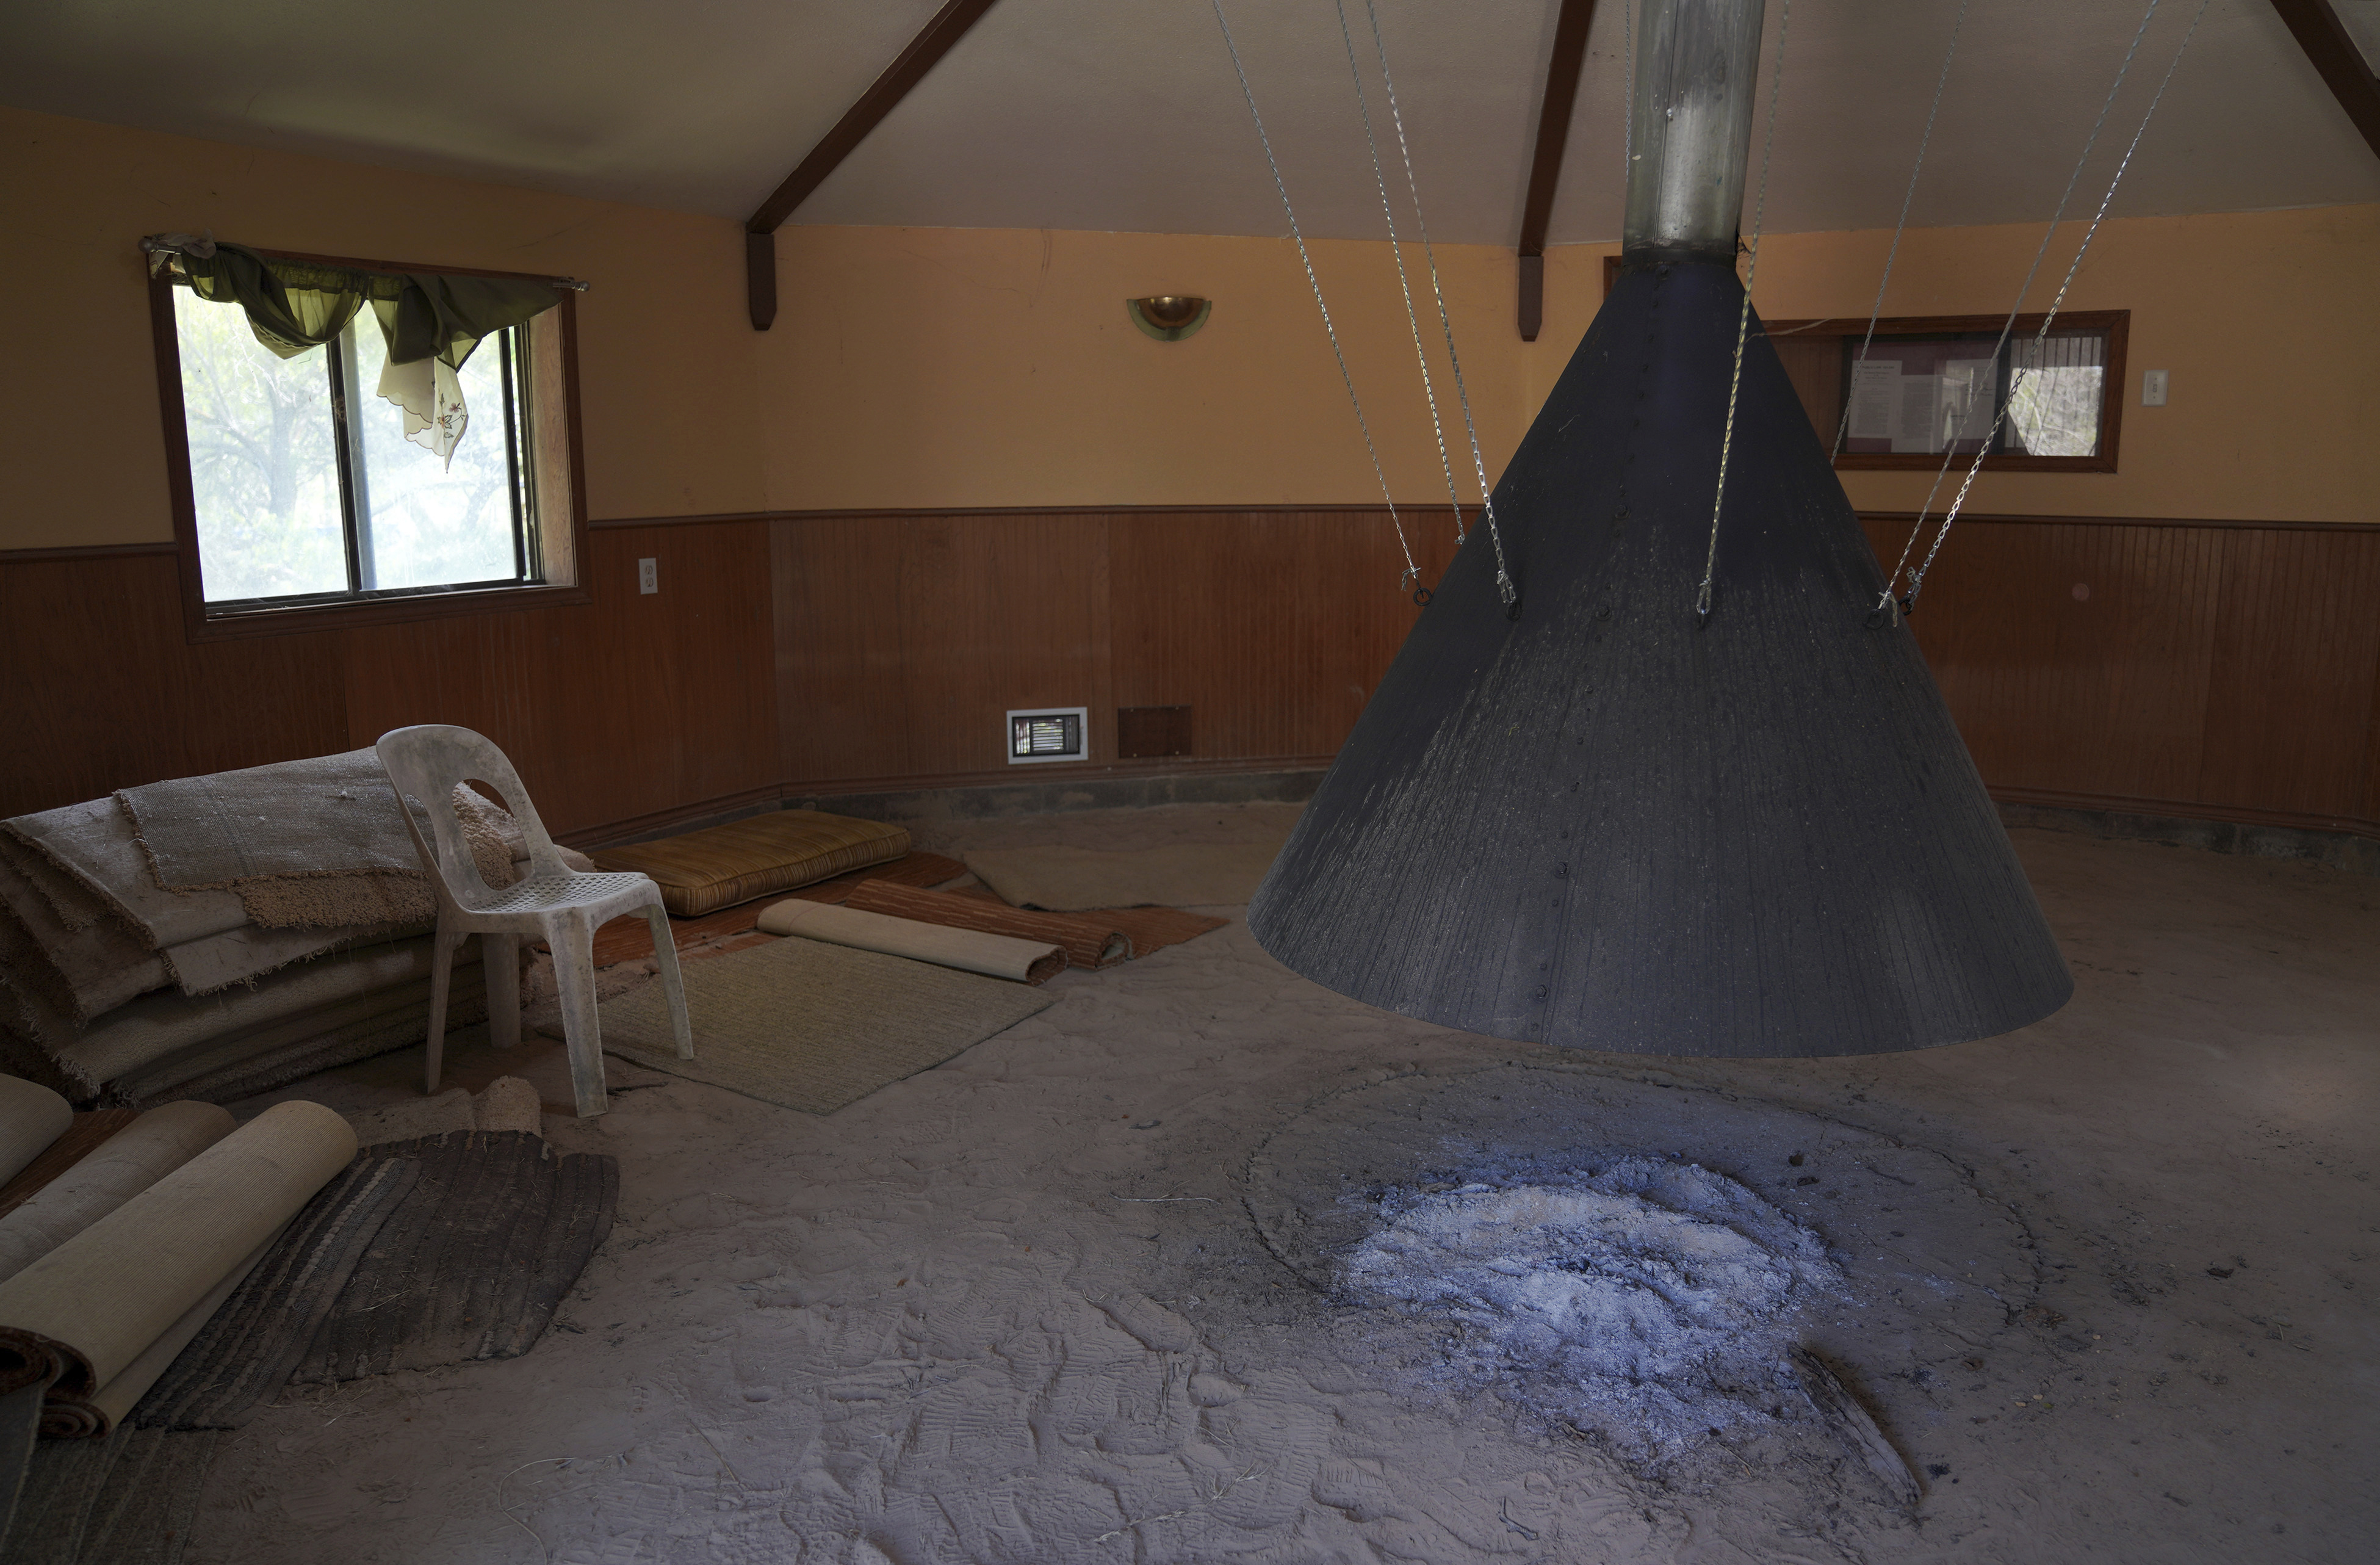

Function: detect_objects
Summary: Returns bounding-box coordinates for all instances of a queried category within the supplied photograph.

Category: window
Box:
[1593,262,2127,474]
[149,244,589,638]
[1764,311,2129,474]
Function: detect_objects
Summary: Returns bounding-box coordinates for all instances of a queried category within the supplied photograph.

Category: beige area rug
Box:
[118,749,419,887]
[52,934,470,1091]
[115,750,436,928]
[2,801,415,997]
[0,849,164,1022]
[7,799,253,948]
[115,969,489,1109]
[960,840,1284,911]
[594,937,1055,1115]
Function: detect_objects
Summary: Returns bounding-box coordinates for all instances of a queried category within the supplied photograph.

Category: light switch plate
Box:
[2141,369,2168,407]
[638,558,658,594]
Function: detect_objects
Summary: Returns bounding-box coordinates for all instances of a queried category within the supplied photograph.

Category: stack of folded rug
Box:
[0,751,577,1107]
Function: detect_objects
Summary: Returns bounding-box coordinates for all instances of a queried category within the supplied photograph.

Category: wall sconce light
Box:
[1128,295,1211,342]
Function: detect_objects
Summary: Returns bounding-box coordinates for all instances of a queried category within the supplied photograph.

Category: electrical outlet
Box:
[2141,370,2168,407]
[638,558,658,594]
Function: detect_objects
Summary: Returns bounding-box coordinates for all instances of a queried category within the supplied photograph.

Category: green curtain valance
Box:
[148,238,566,464]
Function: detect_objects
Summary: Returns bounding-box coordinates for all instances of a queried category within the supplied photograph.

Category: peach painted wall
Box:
[759,224,1528,513]
[6,101,2373,551]
[1527,206,2380,523]
[0,104,766,551]
[761,206,2377,524]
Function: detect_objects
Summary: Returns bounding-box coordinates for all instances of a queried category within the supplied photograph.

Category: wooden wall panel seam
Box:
[20,507,2378,563]
[0,543,180,563]
[1855,510,2380,535]
[1991,785,2377,839]
[575,505,2380,534]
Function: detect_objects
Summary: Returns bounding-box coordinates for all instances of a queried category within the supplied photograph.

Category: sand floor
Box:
[198,807,2376,1564]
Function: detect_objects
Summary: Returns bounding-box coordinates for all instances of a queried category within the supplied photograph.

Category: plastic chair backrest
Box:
[374,725,569,910]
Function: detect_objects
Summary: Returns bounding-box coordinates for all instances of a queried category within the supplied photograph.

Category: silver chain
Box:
[1211,0,1421,595]
[1902,0,2209,607]
[1881,0,2163,616]
[1622,0,1635,175]
[1834,0,1968,458]
[1697,0,1792,623]
[1361,0,1516,606]
[1333,0,1467,555]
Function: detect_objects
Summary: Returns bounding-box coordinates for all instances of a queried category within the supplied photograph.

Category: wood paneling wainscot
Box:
[769,507,1458,790]
[4,525,779,841]
[770,511,1110,783]
[344,520,779,837]
[5,509,2374,847]
[1108,510,1461,765]
[1864,513,2380,833]
[1,544,349,814]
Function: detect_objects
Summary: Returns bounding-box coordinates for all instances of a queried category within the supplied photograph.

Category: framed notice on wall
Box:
[1764,311,2129,474]
[1595,259,2126,473]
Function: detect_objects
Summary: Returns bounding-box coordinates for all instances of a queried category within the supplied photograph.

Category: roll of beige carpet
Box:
[0,1099,354,1432]
[755,901,1066,985]
[79,1225,282,1433]
[0,1077,72,1190]
[843,881,1131,969]
[0,1102,235,1282]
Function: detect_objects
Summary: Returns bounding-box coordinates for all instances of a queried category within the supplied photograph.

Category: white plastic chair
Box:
[375,724,692,1118]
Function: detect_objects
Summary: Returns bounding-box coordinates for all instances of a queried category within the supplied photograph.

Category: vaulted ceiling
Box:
[3,0,2374,244]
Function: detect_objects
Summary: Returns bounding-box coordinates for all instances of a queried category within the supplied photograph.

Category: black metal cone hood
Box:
[1249,258,2072,1057]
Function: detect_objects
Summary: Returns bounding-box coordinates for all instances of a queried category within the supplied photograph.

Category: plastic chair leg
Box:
[424,921,466,1094]
[483,933,521,1050]
[548,914,611,1118]
[644,905,694,1060]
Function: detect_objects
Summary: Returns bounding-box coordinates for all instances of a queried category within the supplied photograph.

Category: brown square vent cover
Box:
[1117,706,1192,759]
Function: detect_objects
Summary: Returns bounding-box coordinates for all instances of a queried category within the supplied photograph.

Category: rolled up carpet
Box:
[843,881,1130,969]
[0,1080,71,1191]
[0,1100,355,1436]
[79,1227,281,1436]
[0,1104,235,1284]
[0,1111,139,1219]
[755,901,1065,985]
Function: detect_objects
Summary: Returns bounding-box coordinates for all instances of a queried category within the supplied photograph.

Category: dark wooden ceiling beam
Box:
[1516,0,1600,341]
[743,0,1002,330]
[2270,0,2380,164]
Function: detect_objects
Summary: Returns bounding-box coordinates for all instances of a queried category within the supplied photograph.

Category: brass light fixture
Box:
[1127,295,1211,341]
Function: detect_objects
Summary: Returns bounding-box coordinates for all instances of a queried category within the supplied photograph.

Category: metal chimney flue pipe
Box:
[1623,0,1768,260]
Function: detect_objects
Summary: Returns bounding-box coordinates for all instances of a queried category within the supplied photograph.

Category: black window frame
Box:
[148,247,591,643]
[1762,309,2130,475]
